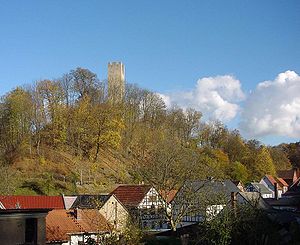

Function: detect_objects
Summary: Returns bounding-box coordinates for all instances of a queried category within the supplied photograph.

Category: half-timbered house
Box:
[111,185,169,230]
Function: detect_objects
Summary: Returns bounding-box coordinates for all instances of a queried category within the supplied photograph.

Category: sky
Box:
[0,0,299,145]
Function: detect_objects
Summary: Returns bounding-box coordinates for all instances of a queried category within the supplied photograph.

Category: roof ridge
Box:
[116,184,151,186]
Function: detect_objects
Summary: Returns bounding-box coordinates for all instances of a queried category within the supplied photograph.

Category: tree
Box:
[35,80,67,147]
[198,207,233,245]
[70,67,104,103]
[198,120,228,149]
[69,95,95,158]
[122,84,144,145]
[92,103,124,161]
[229,161,249,183]
[0,163,17,194]
[268,146,291,170]
[278,142,300,168]
[0,87,33,161]
[249,146,276,180]
[223,130,247,163]
[166,107,201,146]
[139,90,166,129]
[197,202,282,245]
[130,134,216,231]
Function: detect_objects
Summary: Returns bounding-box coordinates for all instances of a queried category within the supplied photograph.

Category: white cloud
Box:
[240,70,300,138]
[157,93,171,108]
[159,75,245,122]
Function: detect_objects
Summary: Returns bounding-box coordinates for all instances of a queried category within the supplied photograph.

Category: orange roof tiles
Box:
[276,177,288,187]
[0,196,64,209]
[111,185,151,207]
[75,209,111,232]
[266,175,277,186]
[265,175,289,190]
[46,209,79,242]
[46,209,111,242]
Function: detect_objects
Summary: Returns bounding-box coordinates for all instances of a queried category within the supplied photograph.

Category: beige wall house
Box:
[99,194,129,231]
[111,185,169,230]
[70,194,129,232]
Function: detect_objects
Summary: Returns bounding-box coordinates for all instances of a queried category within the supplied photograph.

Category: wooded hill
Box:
[0,67,297,195]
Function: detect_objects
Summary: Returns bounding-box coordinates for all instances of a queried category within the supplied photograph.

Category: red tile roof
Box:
[277,170,294,179]
[46,209,111,242]
[264,175,289,189]
[277,169,300,180]
[75,209,111,232]
[0,196,65,209]
[46,209,79,242]
[110,185,151,207]
[276,177,288,187]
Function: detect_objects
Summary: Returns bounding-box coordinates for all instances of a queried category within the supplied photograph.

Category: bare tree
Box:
[130,135,220,231]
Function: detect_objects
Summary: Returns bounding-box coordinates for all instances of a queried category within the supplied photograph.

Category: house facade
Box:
[111,185,169,230]
[69,194,129,232]
[245,182,273,198]
[266,177,300,212]
[46,209,111,245]
[173,179,240,226]
[260,175,288,198]
[98,195,128,231]
[0,209,50,245]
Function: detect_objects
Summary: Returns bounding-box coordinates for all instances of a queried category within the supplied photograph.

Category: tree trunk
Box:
[94,127,102,162]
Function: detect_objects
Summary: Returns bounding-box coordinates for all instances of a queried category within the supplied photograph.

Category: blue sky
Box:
[0,0,299,145]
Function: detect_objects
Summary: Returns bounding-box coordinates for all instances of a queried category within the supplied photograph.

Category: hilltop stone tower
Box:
[108,62,125,103]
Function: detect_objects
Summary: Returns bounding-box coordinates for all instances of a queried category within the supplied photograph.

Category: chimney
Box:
[231,192,237,218]
[74,208,82,220]
[274,182,279,200]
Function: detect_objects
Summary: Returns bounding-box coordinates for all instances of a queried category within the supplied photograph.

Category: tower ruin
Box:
[107,62,125,103]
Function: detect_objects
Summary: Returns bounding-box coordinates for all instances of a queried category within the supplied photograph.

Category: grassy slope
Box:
[8,146,133,195]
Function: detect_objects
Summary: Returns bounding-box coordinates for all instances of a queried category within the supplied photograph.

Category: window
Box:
[25,218,37,244]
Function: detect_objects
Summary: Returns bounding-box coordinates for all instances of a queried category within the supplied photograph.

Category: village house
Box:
[46,208,111,244]
[70,194,129,231]
[172,179,240,226]
[0,196,64,244]
[277,168,300,186]
[245,182,273,198]
[260,175,289,198]
[0,195,114,244]
[236,192,270,210]
[154,191,271,242]
[111,184,169,230]
[265,176,300,212]
[0,208,50,245]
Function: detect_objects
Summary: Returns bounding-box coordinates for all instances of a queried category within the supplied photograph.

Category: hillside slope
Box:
[0,146,132,195]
